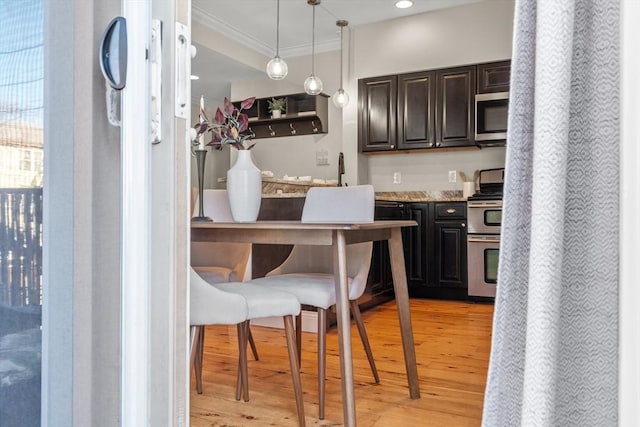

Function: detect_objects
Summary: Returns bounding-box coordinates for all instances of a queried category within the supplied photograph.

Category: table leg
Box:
[388,228,421,399]
[333,230,357,426]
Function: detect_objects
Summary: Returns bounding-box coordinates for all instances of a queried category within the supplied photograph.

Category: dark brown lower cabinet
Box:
[433,220,467,289]
[402,202,468,299]
[369,201,468,300]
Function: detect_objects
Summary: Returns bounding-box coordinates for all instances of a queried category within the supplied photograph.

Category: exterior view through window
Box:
[0,0,43,425]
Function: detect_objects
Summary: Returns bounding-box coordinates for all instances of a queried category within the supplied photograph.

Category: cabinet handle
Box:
[446,208,456,214]
[436,142,442,147]
[461,223,466,228]
[427,142,433,147]
[390,145,395,148]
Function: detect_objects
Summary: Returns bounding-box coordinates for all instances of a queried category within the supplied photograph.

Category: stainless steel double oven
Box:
[467,168,504,298]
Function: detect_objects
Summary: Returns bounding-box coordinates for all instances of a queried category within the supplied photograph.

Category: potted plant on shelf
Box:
[267,97,286,119]
[193,96,262,222]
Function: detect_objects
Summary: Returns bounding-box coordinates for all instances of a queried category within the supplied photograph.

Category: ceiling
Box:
[190,0,489,105]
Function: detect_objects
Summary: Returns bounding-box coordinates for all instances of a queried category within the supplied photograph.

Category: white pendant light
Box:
[304,0,323,95]
[332,20,349,108]
[266,0,288,80]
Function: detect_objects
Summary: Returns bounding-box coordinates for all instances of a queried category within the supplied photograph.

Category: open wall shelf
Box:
[234,93,329,139]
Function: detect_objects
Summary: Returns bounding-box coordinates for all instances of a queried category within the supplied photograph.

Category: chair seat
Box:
[193,265,237,283]
[251,273,355,309]
[215,282,301,319]
[190,269,248,326]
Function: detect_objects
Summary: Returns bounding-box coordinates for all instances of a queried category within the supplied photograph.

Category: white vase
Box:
[227,150,262,222]
[271,110,281,119]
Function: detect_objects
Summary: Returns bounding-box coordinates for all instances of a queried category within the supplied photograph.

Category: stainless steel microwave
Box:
[475,91,508,146]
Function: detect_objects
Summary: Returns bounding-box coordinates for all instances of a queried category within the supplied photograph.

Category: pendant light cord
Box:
[311,4,316,74]
[339,26,344,88]
[276,0,280,56]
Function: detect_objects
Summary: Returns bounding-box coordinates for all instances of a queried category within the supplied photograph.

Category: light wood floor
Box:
[190,299,494,426]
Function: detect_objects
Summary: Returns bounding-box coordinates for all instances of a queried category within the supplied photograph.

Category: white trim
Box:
[121,1,151,425]
[192,5,339,58]
[619,0,640,425]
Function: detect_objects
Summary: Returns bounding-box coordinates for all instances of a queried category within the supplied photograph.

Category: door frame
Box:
[42,0,191,425]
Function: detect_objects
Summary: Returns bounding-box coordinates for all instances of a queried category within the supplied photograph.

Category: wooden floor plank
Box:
[190,299,494,426]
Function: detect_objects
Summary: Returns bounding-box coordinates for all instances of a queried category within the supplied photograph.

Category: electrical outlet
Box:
[393,172,402,184]
[448,170,457,183]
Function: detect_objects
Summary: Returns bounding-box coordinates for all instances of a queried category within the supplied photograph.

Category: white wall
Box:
[231,50,347,182]
[197,0,515,191]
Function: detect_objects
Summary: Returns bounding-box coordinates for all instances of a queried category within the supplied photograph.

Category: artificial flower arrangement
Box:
[193,96,256,150]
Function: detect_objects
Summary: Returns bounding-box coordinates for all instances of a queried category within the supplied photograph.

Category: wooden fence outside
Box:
[0,188,42,307]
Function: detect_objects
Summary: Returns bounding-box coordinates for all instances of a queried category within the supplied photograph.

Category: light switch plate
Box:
[316,149,329,166]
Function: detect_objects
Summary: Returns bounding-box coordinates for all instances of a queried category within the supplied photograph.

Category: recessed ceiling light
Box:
[395,0,413,9]
[190,75,200,80]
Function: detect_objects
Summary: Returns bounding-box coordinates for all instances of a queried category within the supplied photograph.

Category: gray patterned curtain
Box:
[482,0,619,425]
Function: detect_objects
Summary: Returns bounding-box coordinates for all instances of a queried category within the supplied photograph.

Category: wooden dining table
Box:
[191,220,420,426]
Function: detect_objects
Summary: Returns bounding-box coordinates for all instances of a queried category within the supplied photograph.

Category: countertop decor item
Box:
[192,149,213,222]
[227,150,262,222]
[267,97,286,118]
[192,95,213,222]
[193,96,256,150]
[192,96,260,222]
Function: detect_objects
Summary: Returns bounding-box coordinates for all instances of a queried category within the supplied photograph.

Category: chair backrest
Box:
[190,268,248,326]
[191,189,252,280]
[268,185,375,300]
[193,189,234,221]
[301,185,375,223]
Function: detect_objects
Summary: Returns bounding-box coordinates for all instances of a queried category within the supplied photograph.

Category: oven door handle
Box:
[467,202,503,208]
[468,236,501,243]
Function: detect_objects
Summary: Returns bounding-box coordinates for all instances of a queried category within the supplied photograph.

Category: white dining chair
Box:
[250,185,378,420]
[191,189,259,360]
[190,267,306,426]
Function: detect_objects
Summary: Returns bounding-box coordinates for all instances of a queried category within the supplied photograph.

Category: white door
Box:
[119,0,192,425]
[42,0,192,425]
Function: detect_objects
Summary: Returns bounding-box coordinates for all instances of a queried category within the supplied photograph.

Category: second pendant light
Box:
[304,0,323,95]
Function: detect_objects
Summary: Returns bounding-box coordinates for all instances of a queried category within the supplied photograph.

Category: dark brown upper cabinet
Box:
[435,66,476,148]
[359,61,513,153]
[397,71,436,150]
[358,75,398,152]
[477,60,511,94]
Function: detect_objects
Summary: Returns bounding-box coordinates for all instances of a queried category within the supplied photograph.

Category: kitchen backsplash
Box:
[367,146,506,192]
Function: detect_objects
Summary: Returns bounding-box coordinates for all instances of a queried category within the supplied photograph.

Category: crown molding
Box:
[193,6,274,57]
[193,5,339,59]
[280,38,340,58]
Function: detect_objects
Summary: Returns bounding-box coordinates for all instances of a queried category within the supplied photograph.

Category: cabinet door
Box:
[435,66,476,147]
[405,203,428,286]
[358,75,397,152]
[477,60,511,94]
[397,71,436,149]
[432,220,467,288]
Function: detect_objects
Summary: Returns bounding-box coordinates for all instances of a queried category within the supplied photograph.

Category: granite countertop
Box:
[374,190,466,202]
[263,189,466,202]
